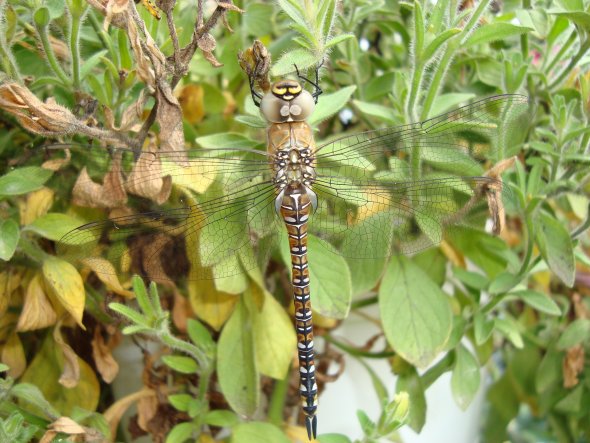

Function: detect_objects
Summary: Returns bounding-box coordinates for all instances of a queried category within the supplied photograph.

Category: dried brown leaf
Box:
[125,143,172,205]
[72,153,127,208]
[178,84,205,124]
[137,393,158,431]
[563,344,584,388]
[155,86,186,154]
[172,289,192,332]
[81,257,134,298]
[216,1,244,13]
[91,327,120,383]
[53,322,80,388]
[16,273,57,331]
[41,147,71,171]
[0,83,83,136]
[103,388,156,438]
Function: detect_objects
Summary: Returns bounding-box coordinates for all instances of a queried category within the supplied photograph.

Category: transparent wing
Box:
[52,145,281,282]
[310,94,529,258]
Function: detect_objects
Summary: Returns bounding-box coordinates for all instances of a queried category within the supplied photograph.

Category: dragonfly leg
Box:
[294,62,323,103]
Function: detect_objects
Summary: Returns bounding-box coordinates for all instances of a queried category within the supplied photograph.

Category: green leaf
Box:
[204,410,240,427]
[25,213,83,241]
[0,167,52,196]
[555,385,584,414]
[551,11,590,31]
[464,23,531,47]
[510,290,561,316]
[79,50,108,79]
[421,28,461,62]
[231,422,290,443]
[187,319,215,352]
[556,319,590,350]
[451,345,481,410]
[162,356,199,374]
[108,302,148,327]
[379,257,452,368]
[276,0,307,28]
[352,100,397,124]
[325,33,355,49]
[195,133,259,150]
[413,0,425,56]
[33,7,51,27]
[218,299,259,416]
[309,85,357,126]
[494,317,523,348]
[165,422,194,443]
[272,48,318,77]
[168,394,192,412]
[536,347,561,393]
[429,93,476,117]
[317,435,353,443]
[473,312,494,345]
[356,410,376,435]
[0,218,19,261]
[280,234,352,318]
[535,211,575,287]
[10,383,60,419]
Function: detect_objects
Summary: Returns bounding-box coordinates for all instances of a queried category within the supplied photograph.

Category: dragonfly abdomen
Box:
[280,186,318,440]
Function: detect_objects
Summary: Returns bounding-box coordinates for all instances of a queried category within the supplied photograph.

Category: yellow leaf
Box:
[19,187,54,225]
[21,335,100,416]
[250,285,296,379]
[42,257,85,329]
[17,273,57,331]
[1,333,26,378]
[188,278,238,331]
[0,269,23,316]
[81,257,134,298]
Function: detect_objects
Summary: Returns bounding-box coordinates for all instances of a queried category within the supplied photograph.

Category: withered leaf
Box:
[16,273,57,331]
[125,143,172,205]
[72,153,127,209]
[91,327,120,383]
[563,344,584,388]
[53,322,80,388]
[0,83,83,136]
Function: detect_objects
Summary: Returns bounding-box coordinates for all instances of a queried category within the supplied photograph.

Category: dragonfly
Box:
[48,68,528,438]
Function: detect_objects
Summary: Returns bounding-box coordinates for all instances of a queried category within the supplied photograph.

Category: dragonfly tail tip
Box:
[305,415,317,440]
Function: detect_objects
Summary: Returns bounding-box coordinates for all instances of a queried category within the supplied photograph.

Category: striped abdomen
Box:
[280,186,318,440]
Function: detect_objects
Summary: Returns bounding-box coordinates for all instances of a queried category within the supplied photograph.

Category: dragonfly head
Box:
[261,80,315,123]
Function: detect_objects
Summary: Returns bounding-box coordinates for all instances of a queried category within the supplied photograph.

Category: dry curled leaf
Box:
[238,40,271,93]
[41,147,71,171]
[91,326,120,383]
[155,86,186,154]
[125,142,172,205]
[563,344,584,388]
[72,153,127,208]
[137,393,158,432]
[53,322,80,388]
[40,416,105,443]
[0,83,83,136]
[103,388,156,438]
